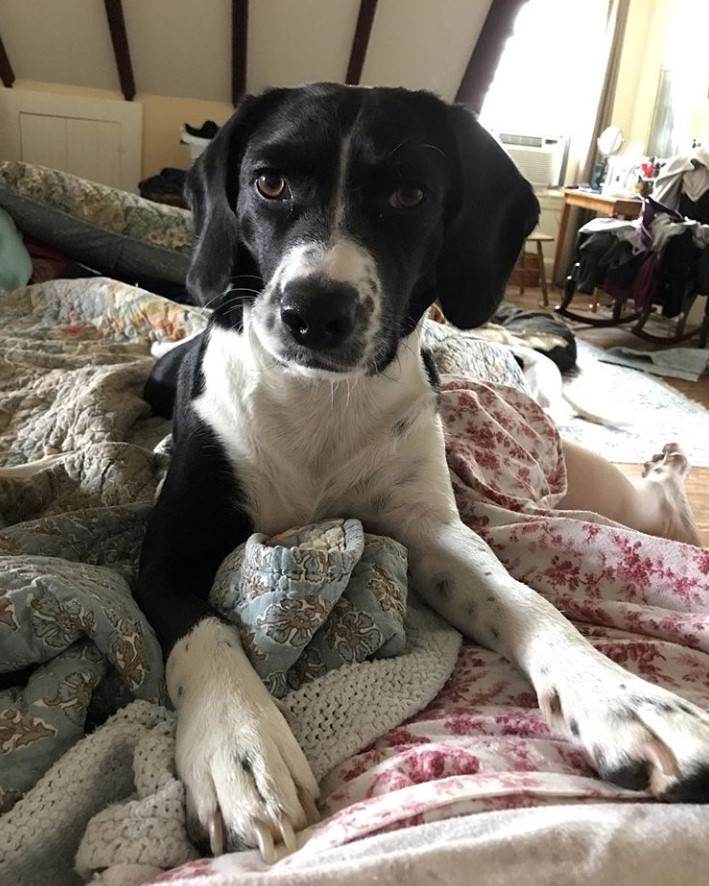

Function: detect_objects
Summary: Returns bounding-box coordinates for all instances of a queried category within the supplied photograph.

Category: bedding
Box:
[0,206,32,292]
[0,162,192,292]
[1,278,708,885]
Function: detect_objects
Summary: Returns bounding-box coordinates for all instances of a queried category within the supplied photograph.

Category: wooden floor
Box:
[505,285,709,546]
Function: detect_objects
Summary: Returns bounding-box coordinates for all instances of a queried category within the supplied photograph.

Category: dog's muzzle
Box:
[280,278,359,350]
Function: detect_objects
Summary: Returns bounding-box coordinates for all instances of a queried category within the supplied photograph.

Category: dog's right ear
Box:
[185,96,257,306]
[434,105,540,329]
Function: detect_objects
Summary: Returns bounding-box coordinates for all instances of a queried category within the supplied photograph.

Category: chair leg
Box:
[699,314,709,348]
[591,288,600,313]
[519,248,526,296]
[555,267,642,327]
[537,241,549,306]
[700,298,709,348]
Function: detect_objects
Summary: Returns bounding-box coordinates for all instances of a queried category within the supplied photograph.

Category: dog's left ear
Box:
[185,95,258,306]
[435,105,540,329]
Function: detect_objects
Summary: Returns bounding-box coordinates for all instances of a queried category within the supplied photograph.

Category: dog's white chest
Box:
[193,324,435,535]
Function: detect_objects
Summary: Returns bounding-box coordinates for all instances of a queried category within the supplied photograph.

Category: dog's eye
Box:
[256,172,289,200]
[389,185,425,210]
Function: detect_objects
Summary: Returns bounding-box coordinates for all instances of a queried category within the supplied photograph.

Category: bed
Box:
[1,166,708,886]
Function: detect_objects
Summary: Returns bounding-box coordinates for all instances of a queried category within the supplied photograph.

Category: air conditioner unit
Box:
[498,133,569,189]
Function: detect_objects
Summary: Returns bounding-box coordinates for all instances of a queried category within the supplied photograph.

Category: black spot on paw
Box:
[490,625,500,641]
[660,763,709,802]
[657,700,677,713]
[596,752,651,792]
[239,755,266,803]
[636,697,677,714]
[677,701,695,716]
[177,684,184,699]
[370,493,391,513]
[614,705,640,723]
[393,415,414,436]
[568,718,579,737]
[398,462,422,486]
[547,690,562,718]
[432,572,454,600]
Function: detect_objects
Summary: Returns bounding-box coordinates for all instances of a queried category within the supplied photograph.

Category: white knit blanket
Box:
[0,602,461,886]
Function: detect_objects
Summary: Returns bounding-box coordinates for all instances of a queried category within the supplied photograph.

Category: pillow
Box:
[0,161,192,288]
[0,206,32,293]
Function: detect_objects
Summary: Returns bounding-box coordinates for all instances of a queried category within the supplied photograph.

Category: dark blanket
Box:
[491,301,577,371]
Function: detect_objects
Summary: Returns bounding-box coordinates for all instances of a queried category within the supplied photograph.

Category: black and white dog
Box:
[138,83,709,860]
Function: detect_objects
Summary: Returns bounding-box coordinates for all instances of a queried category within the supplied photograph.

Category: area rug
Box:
[552,340,709,466]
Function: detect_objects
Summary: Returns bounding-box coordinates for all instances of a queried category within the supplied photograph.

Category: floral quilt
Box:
[158,382,709,883]
[1,276,708,885]
[0,278,209,812]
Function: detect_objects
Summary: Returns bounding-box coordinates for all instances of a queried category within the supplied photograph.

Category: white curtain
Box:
[553,0,631,285]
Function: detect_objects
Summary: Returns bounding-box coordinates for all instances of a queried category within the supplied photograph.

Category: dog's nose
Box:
[280,280,358,349]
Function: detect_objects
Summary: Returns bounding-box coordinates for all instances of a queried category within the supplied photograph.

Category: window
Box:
[479,0,609,180]
[647,0,709,156]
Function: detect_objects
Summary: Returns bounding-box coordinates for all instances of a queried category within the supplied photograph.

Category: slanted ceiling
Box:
[0,0,493,102]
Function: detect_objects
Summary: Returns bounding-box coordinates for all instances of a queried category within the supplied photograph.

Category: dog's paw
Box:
[176,686,319,859]
[540,667,709,801]
[167,620,319,860]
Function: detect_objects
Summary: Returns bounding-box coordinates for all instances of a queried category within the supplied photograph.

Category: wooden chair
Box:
[518,231,554,306]
[555,188,709,346]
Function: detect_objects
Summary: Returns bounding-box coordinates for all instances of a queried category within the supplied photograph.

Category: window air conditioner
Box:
[498,133,569,189]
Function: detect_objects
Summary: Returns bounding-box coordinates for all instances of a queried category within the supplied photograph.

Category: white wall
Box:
[0,0,493,181]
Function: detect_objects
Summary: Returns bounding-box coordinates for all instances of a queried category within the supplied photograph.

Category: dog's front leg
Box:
[137,419,319,860]
[166,618,319,859]
[399,517,709,801]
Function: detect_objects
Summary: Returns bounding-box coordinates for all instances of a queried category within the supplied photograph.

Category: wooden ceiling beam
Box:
[346,0,378,85]
[232,0,249,106]
[456,0,528,114]
[0,31,15,89]
[104,0,136,101]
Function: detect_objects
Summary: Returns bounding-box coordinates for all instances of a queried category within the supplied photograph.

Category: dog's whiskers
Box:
[386,138,410,160]
[200,292,228,311]
[224,286,261,298]
[420,143,448,159]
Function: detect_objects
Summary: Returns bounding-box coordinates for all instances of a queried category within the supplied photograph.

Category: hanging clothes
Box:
[652,148,709,210]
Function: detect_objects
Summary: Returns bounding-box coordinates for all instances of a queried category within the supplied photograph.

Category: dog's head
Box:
[186,83,539,375]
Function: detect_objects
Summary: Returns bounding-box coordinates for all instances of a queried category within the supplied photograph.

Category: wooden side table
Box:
[551,188,642,287]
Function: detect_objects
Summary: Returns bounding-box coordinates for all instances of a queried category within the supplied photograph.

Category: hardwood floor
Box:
[504,286,709,546]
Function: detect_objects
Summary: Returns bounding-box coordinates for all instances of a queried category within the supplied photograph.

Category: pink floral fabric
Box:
[157,377,709,880]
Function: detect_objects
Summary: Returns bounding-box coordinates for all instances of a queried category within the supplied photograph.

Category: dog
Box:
[137,83,709,861]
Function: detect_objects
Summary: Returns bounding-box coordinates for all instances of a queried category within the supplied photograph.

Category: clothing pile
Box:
[572,149,709,318]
